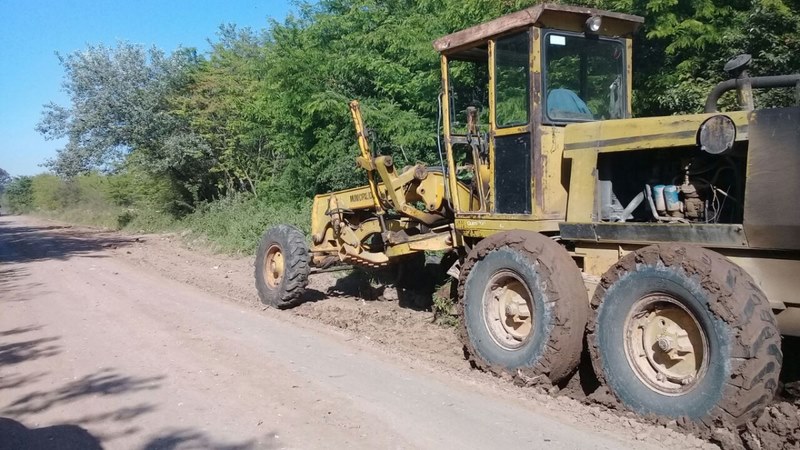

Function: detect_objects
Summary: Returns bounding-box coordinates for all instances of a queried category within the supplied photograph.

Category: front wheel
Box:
[588,244,781,424]
[254,225,309,309]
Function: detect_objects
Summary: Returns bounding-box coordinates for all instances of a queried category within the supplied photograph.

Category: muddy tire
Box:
[458,231,588,384]
[254,225,309,309]
[588,244,781,425]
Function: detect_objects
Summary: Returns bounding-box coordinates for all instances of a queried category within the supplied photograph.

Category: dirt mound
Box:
[742,401,800,449]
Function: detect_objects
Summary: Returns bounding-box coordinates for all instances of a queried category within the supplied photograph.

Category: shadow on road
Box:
[0,324,43,337]
[2,368,164,417]
[0,336,61,366]
[0,267,46,303]
[0,372,48,392]
[142,428,274,450]
[0,216,136,265]
[0,326,56,392]
[0,417,103,450]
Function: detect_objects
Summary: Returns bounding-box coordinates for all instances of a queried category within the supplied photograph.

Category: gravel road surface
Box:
[0,215,713,449]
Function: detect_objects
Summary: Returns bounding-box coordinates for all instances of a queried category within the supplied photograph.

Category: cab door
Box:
[491,30,533,215]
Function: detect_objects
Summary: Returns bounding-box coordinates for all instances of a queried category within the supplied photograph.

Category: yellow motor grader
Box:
[255,3,800,425]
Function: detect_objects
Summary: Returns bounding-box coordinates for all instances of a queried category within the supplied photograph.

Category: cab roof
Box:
[433,3,644,54]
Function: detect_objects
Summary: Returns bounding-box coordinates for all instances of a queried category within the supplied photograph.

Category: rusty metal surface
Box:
[704,75,800,112]
[559,222,748,248]
[432,4,642,54]
[743,107,800,250]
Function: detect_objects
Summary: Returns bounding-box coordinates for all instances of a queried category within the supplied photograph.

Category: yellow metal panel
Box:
[565,150,598,222]
[488,40,497,211]
[625,39,632,117]
[454,217,561,238]
[530,28,541,74]
[531,28,545,219]
[573,244,637,278]
[539,126,568,219]
[349,101,385,213]
[563,111,749,155]
[494,125,529,136]
[441,54,462,212]
[724,255,800,309]
[384,230,455,257]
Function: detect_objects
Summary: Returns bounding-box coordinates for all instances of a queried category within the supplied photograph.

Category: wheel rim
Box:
[264,245,285,288]
[623,293,709,395]
[482,270,534,350]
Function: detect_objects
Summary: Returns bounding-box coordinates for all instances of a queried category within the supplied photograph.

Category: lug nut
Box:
[505,303,518,316]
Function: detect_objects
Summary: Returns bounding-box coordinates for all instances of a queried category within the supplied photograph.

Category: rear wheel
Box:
[588,244,782,424]
[458,231,588,384]
[254,225,309,309]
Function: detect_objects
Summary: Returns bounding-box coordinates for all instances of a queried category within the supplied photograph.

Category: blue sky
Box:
[0,0,295,177]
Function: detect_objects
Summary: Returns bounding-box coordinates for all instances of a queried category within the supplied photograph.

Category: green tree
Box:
[0,168,10,193]
[35,43,214,214]
[595,0,800,114]
[169,25,274,197]
[3,176,34,213]
[37,43,197,175]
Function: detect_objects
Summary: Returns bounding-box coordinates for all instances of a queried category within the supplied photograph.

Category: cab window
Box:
[543,32,626,122]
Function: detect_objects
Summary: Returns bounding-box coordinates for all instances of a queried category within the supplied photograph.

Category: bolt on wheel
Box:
[624,293,708,395]
[482,270,534,350]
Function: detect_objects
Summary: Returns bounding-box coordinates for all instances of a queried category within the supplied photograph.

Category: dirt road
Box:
[0,215,712,449]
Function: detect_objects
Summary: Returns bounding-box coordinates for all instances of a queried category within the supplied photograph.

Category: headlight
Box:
[699,115,736,155]
[585,16,602,33]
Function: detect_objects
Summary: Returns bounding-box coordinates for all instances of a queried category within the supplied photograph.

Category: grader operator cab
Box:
[255,4,800,425]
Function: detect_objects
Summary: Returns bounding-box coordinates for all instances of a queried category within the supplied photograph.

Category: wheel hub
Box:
[624,294,708,395]
[483,270,534,349]
[264,245,285,288]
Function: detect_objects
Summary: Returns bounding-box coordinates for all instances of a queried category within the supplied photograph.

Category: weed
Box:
[432,280,459,327]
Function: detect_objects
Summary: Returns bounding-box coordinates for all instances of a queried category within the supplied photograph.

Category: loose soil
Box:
[8,215,800,449]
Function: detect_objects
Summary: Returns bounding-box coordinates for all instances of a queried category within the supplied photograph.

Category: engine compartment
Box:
[596,144,748,225]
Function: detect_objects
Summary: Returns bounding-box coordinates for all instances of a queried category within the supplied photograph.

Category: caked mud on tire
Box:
[457,231,588,385]
[588,244,782,425]
[254,225,310,309]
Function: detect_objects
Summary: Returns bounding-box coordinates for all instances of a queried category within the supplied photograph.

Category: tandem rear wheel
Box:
[588,244,782,424]
[458,231,589,385]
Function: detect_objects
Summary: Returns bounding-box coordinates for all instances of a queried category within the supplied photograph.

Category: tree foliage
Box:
[36,0,800,217]
[37,43,195,175]
[596,0,800,114]
[0,168,10,193]
[2,176,34,213]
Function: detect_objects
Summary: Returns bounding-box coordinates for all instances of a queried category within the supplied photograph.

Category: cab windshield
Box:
[543,32,626,122]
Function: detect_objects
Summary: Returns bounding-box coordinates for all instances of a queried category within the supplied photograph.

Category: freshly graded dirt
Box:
[2,215,797,449]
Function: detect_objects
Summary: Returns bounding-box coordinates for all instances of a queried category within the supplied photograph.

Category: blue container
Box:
[652,185,666,212]
[664,185,680,212]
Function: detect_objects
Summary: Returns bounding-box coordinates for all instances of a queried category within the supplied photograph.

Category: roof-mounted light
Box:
[585,16,602,34]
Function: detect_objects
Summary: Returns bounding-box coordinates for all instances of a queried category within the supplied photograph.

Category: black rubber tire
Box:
[458,231,589,384]
[587,244,782,425]
[254,225,309,309]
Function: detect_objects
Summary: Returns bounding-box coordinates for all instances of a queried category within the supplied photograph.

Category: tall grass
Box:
[5,172,311,255]
[182,193,311,254]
